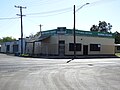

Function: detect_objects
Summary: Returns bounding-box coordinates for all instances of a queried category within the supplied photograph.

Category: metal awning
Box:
[37,35,51,42]
[26,35,51,43]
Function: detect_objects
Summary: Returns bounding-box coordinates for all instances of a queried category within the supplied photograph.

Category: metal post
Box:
[73,5,76,59]
[15,5,26,55]
[73,3,89,59]
[20,7,23,55]
[39,24,43,36]
[32,42,35,56]
[67,3,89,63]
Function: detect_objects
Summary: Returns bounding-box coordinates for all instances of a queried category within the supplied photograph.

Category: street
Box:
[0,54,120,90]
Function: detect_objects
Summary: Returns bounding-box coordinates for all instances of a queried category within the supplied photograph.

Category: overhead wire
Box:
[26,9,72,18]
[0,17,20,20]
[0,0,116,20]
[0,0,117,38]
[0,19,19,37]
[26,7,72,16]
[0,7,72,20]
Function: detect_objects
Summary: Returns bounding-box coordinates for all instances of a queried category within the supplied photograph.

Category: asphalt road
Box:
[0,54,120,90]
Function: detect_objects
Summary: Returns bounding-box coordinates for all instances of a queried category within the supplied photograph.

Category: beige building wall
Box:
[32,34,114,56]
[41,36,59,55]
[34,42,41,54]
[79,36,115,55]
[47,35,115,55]
[26,43,33,54]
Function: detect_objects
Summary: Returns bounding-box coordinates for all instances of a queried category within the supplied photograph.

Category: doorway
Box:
[83,45,88,55]
[6,45,10,53]
[59,40,65,56]
[13,45,19,53]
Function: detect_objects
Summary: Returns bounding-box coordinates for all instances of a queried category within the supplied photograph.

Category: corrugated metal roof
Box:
[26,35,51,43]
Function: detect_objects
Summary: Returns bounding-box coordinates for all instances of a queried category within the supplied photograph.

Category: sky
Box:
[0,0,120,39]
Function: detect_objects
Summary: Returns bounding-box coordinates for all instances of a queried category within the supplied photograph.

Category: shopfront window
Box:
[90,44,101,51]
[69,43,81,51]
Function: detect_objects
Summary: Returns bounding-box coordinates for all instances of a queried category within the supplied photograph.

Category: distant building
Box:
[26,27,115,57]
[115,44,120,53]
[0,38,26,54]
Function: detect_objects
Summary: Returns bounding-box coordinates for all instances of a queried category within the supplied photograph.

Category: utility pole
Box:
[73,5,76,59]
[67,3,89,63]
[39,24,43,36]
[15,5,26,55]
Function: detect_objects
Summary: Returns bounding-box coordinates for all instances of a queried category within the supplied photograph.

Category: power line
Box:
[0,7,72,20]
[0,0,115,20]
[1,1,98,20]
[0,17,19,20]
[26,9,72,18]
[26,7,72,15]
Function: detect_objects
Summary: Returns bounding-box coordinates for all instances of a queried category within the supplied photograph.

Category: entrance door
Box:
[6,45,10,53]
[59,40,65,56]
[13,45,19,53]
[83,45,88,55]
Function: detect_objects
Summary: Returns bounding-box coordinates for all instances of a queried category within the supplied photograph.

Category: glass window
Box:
[90,44,101,51]
[69,43,81,51]
[69,43,74,51]
[76,43,81,51]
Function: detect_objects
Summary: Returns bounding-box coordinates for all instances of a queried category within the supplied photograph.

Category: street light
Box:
[73,3,89,59]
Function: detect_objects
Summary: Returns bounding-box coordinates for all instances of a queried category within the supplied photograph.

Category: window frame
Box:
[90,44,101,51]
[69,43,81,51]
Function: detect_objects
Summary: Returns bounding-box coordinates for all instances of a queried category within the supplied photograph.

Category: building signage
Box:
[98,33,112,37]
[76,30,113,37]
[57,30,66,34]
[41,28,113,38]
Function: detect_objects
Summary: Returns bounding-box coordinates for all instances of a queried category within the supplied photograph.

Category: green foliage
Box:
[20,54,30,57]
[115,53,120,57]
[34,32,40,37]
[114,31,120,44]
[0,36,16,43]
[90,21,112,33]
[28,32,41,39]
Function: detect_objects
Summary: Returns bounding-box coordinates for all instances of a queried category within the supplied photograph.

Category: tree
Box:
[0,36,16,43]
[114,31,120,44]
[90,21,112,33]
[90,25,98,32]
[28,32,41,39]
[34,32,40,37]
[28,33,35,39]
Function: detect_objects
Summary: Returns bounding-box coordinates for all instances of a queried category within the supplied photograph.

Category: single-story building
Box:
[26,27,115,57]
[0,38,26,54]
